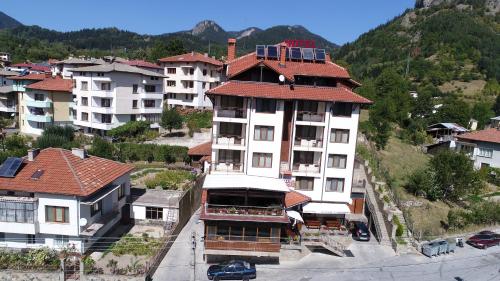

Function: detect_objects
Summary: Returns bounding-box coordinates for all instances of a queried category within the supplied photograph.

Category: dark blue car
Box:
[207,260,256,281]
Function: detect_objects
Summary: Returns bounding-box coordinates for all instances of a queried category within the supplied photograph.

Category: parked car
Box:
[207,260,256,281]
[466,231,500,249]
[352,221,370,241]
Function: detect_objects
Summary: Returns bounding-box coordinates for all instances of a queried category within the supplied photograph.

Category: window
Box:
[132,100,138,109]
[326,178,345,192]
[143,114,161,123]
[79,72,86,76]
[36,122,45,129]
[295,177,314,191]
[220,96,243,108]
[254,126,274,141]
[144,100,156,108]
[252,153,272,168]
[45,206,69,223]
[183,81,194,88]
[34,93,44,101]
[167,68,176,74]
[145,85,156,92]
[297,100,318,112]
[219,123,242,136]
[332,102,352,117]
[101,114,112,124]
[169,93,177,99]
[81,97,88,106]
[100,82,111,91]
[146,207,163,220]
[132,84,138,93]
[478,148,493,158]
[202,82,206,89]
[118,184,126,199]
[296,125,317,140]
[101,98,111,108]
[130,114,136,121]
[0,201,35,223]
[72,79,76,89]
[96,73,104,77]
[189,68,194,75]
[218,150,241,163]
[460,144,474,156]
[167,80,176,87]
[331,129,349,143]
[90,201,101,217]
[81,112,88,121]
[150,76,159,81]
[81,81,88,91]
[54,235,69,247]
[328,154,347,169]
[27,234,36,244]
[203,69,207,76]
[185,94,194,101]
[255,98,276,113]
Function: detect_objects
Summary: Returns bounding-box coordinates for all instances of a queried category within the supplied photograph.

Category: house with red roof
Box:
[0,147,134,253]
[199,39,371,260]
[456,128,500,169]
[158,52,222,109]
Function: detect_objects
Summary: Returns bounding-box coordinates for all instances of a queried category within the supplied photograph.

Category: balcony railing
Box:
[215,134,245,146]
[26,100,52,108]
[216,107,246,118]
[212,161,244,173]
[27,114,52,123]
[294,138,323,148]
[205,239,281,253]
[292,163,321,173]
[296,111,325,122]
[205,204,284,217]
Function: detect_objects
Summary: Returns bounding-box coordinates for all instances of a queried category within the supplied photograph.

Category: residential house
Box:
[20,76,73,135]
[0,148,134,253]
[0,69,19,117]
[490,116,500,129]
[187,141,211,172]
[129,188,182,225]
[456,128,500,169]
[158,52,222,109]
[8,63,50,74]
[426,123,469,154]
[51,57,105,79]
[200,39,371,259]
[0,52,11,67]
[70,63,166,135]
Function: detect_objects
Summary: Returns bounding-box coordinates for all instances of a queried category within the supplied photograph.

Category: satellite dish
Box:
[79,218,87,226]
[73,98,78,102]
[278,75,285,83]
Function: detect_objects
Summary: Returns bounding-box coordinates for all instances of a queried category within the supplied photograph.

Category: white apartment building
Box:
[0,69,18,117]
[70,63,166,135]
[0,148,133,253]
[51,57,105,79]
[158,52,222,109]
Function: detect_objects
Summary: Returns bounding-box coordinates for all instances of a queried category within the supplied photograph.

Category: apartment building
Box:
[71,63,166,135]
[51,57,105,79]
[19,76,73,135]
[0,148,133,253]
[0,69,18,117]
[122,60,163,74]
[158,52,222,109]
[200,39,371,259]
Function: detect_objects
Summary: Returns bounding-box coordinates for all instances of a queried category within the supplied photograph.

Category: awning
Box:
[80,184,121,205]
[302,202,351,215]
[203,174,290,193]
[286,210,304,223]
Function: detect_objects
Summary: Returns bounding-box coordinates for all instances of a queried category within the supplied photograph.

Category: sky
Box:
[1,0,415,45]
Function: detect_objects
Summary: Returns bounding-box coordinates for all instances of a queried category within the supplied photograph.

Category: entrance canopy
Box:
[302,202,351,215]
[286,210,304,222]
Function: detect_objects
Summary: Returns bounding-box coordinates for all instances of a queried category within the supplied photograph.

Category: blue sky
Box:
[1,0,415,44]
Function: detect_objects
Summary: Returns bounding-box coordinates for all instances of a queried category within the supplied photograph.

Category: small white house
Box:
[130,188,183,224]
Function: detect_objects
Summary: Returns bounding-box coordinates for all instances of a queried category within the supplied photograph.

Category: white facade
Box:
[161,62,221,109]
[0,174,131,253]
[72,70,164,134]
[210,96,360,208]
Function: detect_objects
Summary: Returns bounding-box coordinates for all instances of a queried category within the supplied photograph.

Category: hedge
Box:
[115,143,188,163]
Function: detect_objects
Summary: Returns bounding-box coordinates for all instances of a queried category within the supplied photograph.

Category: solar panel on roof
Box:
[290,47,302,60]
[31,169,44,180]
[256,45,265,58]
[302,48,314,61]
[0,157,23,178]
[267,45,279,59]
[315,49,326,61]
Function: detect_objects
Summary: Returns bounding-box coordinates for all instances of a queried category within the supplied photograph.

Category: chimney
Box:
[227,38,236,61]
[279,43,287,67]
[326,52,331,62]
[72,148,86,159]
[204,53,208,57]
[28,148,40,161]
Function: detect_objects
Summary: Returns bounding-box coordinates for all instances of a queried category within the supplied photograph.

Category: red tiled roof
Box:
[8,73,46,81]
[456,128,500,144]
[226,53,350,81]
[188,141,212,156]
[158,52,223,66]
[0,148,134,197]
[11,63,50,72]
[123,60,163,70]
[207,81,372,104]
[25,76,72,92]
[285,190,311,208]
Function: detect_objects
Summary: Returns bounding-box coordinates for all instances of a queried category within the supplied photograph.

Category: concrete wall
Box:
[0,271,61,281]
[51,91,72,122]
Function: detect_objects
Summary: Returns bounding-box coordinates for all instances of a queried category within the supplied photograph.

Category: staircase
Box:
[393,211,409,238]
[302,234,347,257]
[364,175,391,245]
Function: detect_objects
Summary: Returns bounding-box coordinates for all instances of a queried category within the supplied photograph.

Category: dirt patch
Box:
[438,80,486,96]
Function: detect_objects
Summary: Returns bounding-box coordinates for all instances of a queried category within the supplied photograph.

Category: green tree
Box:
[108,121,150,141]
[161,108,183,133]
[471,101,494,129]
[368,100,392,150]
[433,98,471,127]
[89,136,115,159]
[493,94,500,116]
[374,69,411,125]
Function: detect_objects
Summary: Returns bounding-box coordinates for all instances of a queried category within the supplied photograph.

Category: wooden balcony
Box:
[205,239,280,253]
[205,204,284,217]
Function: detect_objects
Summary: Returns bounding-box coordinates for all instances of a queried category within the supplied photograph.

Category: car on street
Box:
[466,231,500,249]
[207,260,256,281]
[352,221,370,241]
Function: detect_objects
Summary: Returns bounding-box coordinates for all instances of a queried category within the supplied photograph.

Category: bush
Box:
[393,216,404,237]
[109,234,161,257]
[116,143,188,163]
[108,121,151,141]
[0,247,60,271]
[447,202,500,230]
[183,111,212,129]
[161,108,183,132]
[144,169,196,190]
[35,125,78,149]
[89,136,115,159]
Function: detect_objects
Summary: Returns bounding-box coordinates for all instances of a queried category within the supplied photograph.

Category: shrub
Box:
[35,125,78,149]
[183,111,212,129]
[0,247,60,271]
[89,136,115,159]
[116,143,188,163]
[393,216,404,237]
[144,169,196,190]
[108,121,151,141]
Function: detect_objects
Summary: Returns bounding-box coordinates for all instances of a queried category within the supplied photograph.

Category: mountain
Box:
[336,0,500,87]
[0,11,22,29]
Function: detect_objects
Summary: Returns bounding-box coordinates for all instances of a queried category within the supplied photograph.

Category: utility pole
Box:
[192,231,196,281]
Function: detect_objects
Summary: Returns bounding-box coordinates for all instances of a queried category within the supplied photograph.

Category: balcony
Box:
[212,162,244,173]
[205,240,280,254]
[215,135,245,147]
[91,106,114,114]
[292,163,321,174]
[294,138,323,149]
[205,204,284,217]
[26,100,52,108]
[27,114,52,123]
[216,107,247,119]
[296,111,325,123]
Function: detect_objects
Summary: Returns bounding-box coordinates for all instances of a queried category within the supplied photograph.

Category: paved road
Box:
[154,211,500,281]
